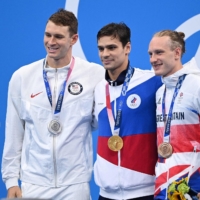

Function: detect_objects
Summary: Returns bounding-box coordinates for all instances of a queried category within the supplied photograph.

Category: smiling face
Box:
[148,36,182,77]
[44,20,78,68]
[98,35,130,80]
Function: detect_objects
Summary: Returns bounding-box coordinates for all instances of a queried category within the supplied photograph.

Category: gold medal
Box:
[158,142,173,158]
[108,135,123,151]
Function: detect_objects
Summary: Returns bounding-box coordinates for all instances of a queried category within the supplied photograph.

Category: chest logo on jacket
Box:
[68,82,83,95]
[126,94,141,109]
[30,91,43,98]
[177,92,184,104]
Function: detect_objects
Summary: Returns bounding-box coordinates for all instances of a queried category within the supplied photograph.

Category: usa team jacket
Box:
[94,67,162,199]
[2,57,104,189]
[154,58,200,199]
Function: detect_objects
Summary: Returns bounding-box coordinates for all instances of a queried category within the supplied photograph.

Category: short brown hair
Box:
[48,9,78,36]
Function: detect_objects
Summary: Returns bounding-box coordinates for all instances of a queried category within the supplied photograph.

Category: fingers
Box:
[7,186,22,198]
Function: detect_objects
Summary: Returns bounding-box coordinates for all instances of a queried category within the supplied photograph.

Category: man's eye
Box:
[55,35,64,39]
[108,46,116,50]
[157,51,163,55]
[45,33,51,37]
[98,47,104,51]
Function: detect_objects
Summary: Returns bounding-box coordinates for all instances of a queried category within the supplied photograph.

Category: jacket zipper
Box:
[53,68,58,187]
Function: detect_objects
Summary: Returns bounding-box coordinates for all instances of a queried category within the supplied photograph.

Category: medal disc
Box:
[108,135,123,151]
[158,142,173,158]
[48,119,62,135]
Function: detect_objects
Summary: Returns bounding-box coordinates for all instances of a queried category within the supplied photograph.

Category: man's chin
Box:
[47,54,58,59]
[154,71,163,76]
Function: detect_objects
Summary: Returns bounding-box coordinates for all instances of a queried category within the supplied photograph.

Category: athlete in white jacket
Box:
[148,30,200,200]
[1,9,104,200]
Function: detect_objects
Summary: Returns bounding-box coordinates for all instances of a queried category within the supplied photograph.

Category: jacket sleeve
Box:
[90,63,104,131]
[91,95,98,131]
[195,84,200,117]
[1,70,25,189]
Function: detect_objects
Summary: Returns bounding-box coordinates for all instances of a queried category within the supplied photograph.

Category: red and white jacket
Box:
[155,58,200,199]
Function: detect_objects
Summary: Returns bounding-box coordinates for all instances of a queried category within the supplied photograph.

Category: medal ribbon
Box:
[43,57,75,115]
[106,65,134,135]
[162,74,186,141]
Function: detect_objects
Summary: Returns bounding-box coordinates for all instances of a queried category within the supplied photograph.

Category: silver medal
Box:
[48,119,62,135]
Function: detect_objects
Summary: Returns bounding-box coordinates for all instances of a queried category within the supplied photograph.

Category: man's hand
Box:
[7,186,22,198]
[197,193,200,200]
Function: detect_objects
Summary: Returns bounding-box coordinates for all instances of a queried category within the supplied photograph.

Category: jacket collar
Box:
[105,61,133,86]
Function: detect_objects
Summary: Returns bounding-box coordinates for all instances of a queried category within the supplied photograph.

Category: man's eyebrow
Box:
[98,44,116,48]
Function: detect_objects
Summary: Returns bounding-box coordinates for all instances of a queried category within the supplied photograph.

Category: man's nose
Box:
[101,49,110,57]
[48,36,56,44]
[150,54,157,63]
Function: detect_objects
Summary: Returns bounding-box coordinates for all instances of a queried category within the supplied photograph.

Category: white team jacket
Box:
[2,57,104,189]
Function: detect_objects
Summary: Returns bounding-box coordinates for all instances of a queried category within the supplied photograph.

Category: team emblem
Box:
[127,94,141,109]
[68,82,83,95]
[177,91,183,104]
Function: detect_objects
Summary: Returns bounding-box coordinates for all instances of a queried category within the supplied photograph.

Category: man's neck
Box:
[163,63,183,78]
[47,56,71,68]
[108,60,129,81]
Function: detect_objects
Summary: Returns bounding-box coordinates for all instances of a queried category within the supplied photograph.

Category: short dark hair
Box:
[97,22,131,47]
[154,30,185,57]
[48,8,78,36]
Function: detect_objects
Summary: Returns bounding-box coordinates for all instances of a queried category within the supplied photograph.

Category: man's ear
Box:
[174,47,182,60]
[71,34,78,46]
[125,42,131,55]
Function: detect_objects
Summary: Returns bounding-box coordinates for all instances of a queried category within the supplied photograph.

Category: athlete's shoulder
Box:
[134,67,155,74]
[187,73,200,82]
[95,79,107,91]
[74,56,103,69]
[133,67,162,85]
[11,58,44,80]
[134,67,157,76]
[74,57,105,86]
[156,84,165,96]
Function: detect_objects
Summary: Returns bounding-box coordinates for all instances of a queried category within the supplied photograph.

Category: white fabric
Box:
[1,57,104,192]
[21,181,91,200]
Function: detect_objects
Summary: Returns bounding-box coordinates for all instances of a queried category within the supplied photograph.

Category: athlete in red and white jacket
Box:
[148,29,200,199]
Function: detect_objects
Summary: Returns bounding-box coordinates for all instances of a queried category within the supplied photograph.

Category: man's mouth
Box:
[48,47,59,53]
[103,59,112,65]
[153,63,162,69]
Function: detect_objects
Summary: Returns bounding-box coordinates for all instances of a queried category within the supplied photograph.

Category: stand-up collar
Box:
[105,61,134,86]
[162,57,200,88]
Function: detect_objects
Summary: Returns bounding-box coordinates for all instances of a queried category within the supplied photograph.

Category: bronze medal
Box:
[108,135,123,151]
[158,142,173,158]
[48,119,62,135]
